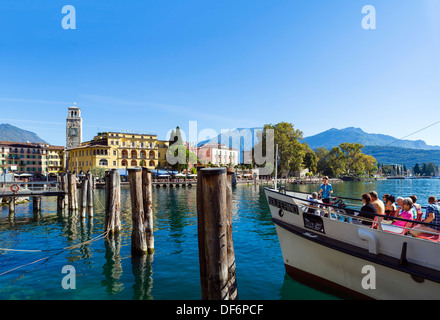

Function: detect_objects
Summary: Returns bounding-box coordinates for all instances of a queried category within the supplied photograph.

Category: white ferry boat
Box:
[264,187,440,299]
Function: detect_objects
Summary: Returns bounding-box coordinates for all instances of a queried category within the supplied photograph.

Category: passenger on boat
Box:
[318,176,333,204]
[409,195,422,220]
[357,193,377,226]
[381,197,414,234]
[307,192,323,216]
[410,196,440,237]
[384,194,397,218]
[369,191,385,215]
[395,196,404,217]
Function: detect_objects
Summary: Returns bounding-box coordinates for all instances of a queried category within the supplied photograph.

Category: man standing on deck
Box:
[318,176,333,204]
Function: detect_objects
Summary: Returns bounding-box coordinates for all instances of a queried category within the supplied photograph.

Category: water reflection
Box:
[102,234,124,295]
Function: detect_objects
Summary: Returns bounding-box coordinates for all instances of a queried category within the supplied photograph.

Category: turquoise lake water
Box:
[0,179,439,300]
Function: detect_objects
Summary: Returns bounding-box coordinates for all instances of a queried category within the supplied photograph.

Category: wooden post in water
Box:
[197,167,236,300]
[105,169,121,236]
[62,173,68,209]
[33,196,41,214]
[226,169,238,300]
[128,167,148,255]
[142,167,154,254]
[80,178,88,218]
[8,197,15,214]
[86,172,94,217]
[68,173,78,211]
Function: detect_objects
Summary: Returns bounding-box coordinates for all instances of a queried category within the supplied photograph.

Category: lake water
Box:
[1,179,439,300]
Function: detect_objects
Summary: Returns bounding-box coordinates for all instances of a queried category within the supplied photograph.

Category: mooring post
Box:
[128,167,148,255]
[33,196,41,213]
[142,167,154,254]
[8,197,15,214]
[226,169,238,300]
[62,173,68,208]
[105,169,121,236]
[86,172,94,217]
[68,173,78,211]
[80,178,88,218]
[197,167,236,300]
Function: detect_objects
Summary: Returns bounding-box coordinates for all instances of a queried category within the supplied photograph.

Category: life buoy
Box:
[10,184,20,193]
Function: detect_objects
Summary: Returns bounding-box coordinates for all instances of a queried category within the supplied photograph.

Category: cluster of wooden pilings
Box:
[58,172,94,217]
[4,167,239,300]
[103,168,155,255]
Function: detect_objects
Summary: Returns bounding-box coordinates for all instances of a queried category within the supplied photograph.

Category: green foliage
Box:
[314,143,377,178]
[254,122,306,176]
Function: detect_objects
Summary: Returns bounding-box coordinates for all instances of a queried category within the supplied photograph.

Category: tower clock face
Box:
[69,127,78,137]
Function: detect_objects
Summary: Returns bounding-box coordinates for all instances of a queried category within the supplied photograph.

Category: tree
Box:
[303,149,318,174]
[253,122,306,177]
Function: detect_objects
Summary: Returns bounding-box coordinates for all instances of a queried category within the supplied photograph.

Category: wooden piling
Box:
[226,170,238,300]
[142,167,154,254]
[33,196,41,213]
[80,178,88,218]
[62,173,68,208]
[9,197,15,214]
[68,173,78,211]
[128,167,148,255]
[105,169,121,236]
[86,172,94,217]
[197,167,236,300]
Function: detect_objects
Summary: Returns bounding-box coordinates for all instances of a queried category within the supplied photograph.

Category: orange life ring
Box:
[10,184,20,193]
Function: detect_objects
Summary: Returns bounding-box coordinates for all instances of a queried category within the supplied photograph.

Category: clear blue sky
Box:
[0,0,439,147]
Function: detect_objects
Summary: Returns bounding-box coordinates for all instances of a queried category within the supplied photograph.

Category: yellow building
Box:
[48,146,66,174]
[67,131,170,173]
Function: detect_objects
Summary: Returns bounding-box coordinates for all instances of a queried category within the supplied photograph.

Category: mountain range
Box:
[0,123,48,144]
[198,126,440,167]
[303,127,440,151]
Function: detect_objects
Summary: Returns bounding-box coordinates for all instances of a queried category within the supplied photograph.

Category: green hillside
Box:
[362,145,440,167]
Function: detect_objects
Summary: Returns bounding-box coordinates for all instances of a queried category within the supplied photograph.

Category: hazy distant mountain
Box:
[0,123,48,144]
[304,127,440,151]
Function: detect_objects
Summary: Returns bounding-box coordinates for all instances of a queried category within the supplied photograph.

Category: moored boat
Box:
[264,187,440,299]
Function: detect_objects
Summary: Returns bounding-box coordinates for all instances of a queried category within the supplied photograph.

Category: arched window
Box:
[131,160,137,166]
[121,150,128,158]
[131,150,137,158]
[149,160,155,167]
[121,160,128,166]
[99,159,108,166]
[149,151,155,159]
[140,160,146,166]
[140,151,146,159]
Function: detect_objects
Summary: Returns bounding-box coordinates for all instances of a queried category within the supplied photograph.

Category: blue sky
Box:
[0,0,439,147]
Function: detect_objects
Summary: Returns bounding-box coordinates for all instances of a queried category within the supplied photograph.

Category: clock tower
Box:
[66,105,83,150]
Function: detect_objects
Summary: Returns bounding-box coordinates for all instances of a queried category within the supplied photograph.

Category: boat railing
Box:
[281,190,440,238]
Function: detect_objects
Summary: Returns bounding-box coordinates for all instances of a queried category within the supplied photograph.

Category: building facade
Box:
[48,145,66,174]
[0,141,51,175]
[197,143,239,166]
[67,131,170,173]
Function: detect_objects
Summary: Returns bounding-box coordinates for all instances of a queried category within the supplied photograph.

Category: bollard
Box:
[105,169,121,236]
[128,167,148,255]
[86,172,94,217]
[142,167,154,254]
[197,167,236,300]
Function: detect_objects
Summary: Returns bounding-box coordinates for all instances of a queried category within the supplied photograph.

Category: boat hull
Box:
[266,188,440,300]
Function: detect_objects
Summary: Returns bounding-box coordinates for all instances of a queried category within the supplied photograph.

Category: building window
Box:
[99,159,108,166]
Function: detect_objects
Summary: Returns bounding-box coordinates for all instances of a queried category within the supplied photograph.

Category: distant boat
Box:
[264,188,440,299]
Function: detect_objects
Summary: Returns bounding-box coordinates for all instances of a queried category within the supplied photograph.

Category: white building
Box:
[198,143,239,166]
